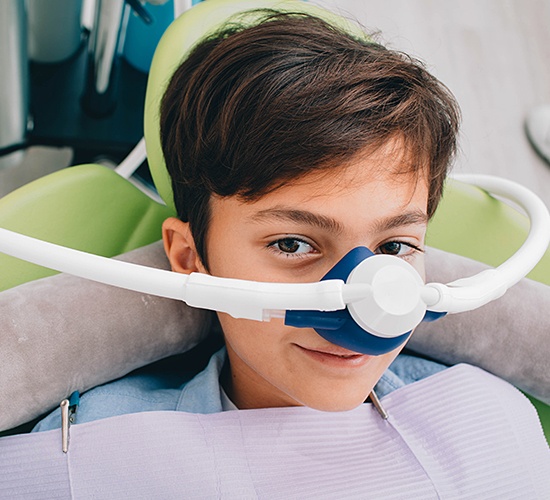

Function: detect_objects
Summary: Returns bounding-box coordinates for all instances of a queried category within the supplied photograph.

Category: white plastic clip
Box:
[60,391,79,453]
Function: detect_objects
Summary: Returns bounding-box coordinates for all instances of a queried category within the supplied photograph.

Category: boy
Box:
[34,9,459,424]
[28,11,550,495]
[158,10,459,412]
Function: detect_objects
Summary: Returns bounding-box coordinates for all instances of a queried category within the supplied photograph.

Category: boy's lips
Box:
[293,344,372,368]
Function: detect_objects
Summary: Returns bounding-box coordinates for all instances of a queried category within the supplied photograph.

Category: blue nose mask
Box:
[285,247,444,355]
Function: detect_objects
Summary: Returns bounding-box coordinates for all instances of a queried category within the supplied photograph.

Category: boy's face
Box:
[164,141,429,412]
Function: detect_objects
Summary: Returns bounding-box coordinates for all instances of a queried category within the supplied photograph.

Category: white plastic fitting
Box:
[346,254,427,337]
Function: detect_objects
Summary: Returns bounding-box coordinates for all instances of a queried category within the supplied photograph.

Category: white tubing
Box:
[182,273,346,321]
[425,174,550,313]
[0,227,347,320]
[114,138,147,179]
[0,227,188,300]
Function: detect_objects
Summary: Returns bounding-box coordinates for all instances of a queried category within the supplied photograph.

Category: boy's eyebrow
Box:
[248,207,428,234]
[248,207,344,234]
[372,210,428,233]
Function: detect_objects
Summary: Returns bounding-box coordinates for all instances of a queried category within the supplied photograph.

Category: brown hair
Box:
[160,11,460,268]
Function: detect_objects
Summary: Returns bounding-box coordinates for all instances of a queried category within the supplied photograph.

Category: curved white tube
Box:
[425,174,550,313]
[182,273,346,321]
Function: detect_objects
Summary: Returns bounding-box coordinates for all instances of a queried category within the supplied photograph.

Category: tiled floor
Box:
[1,0,549,208]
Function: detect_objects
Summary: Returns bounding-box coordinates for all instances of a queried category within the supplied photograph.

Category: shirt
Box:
[33,348,447,432]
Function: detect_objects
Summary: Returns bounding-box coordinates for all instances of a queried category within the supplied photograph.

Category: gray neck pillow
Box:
[1,242,548,432]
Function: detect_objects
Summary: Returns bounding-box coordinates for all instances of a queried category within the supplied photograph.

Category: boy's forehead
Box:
[270,139,429,203]
[211,140,430,231]
[284,158,427,201]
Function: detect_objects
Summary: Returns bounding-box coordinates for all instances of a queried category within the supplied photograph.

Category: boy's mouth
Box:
[294,344,371,368]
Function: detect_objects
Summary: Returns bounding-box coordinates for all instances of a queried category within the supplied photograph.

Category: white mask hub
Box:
[347,255,427,338]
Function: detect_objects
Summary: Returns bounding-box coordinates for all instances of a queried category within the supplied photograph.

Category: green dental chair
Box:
[0,0,548,440]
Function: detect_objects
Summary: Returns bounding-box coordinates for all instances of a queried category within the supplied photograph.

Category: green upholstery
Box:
[0,0,548,441]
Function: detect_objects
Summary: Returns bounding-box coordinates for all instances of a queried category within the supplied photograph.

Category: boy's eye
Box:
[269,237,316,256]
[376,241,420,257]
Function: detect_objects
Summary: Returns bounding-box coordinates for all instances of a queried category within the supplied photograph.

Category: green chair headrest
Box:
[144,0,364,211]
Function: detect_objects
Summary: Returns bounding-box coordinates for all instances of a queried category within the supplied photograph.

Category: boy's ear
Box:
[162,217,203,274]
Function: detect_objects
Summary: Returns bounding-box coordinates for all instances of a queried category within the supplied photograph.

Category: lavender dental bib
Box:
[2,364,549,499]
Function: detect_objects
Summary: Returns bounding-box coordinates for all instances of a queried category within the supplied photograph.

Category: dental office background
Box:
[0,0,201,195]
[1,0,549,207]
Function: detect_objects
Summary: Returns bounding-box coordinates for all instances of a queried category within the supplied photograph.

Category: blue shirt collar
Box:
[176,347,227,414]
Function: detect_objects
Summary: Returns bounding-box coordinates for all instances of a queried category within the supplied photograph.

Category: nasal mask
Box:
[1,174,548,355]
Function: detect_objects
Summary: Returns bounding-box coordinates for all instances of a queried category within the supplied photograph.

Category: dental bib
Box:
[2,365,549,499]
